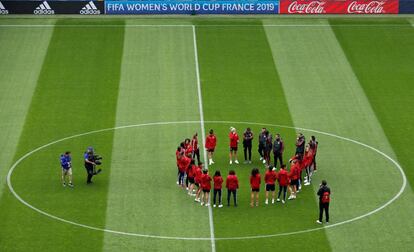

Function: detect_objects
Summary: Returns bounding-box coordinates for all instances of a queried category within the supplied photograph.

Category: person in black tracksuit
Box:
[84,147,101,184]
[243,128,253,164]
[273,134,284,168]
[258,128,266,160]
[295,133,305,160]
[317,180,331,224]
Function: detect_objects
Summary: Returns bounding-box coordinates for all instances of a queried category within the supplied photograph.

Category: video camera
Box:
[86,149,103,166]
[93,154,103,165]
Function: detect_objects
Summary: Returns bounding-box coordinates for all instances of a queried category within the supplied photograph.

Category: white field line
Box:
[6,120,406,240]
[192,25,216,252]
[0,24,413,28]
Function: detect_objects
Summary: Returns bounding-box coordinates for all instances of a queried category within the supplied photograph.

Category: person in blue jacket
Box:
[60,151,73,187]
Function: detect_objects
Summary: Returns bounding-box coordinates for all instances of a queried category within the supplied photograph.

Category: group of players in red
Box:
[176,127,318,207]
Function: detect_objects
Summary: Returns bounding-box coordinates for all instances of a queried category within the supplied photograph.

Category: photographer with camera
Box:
[84,147,102,184]
[317,180,331,224]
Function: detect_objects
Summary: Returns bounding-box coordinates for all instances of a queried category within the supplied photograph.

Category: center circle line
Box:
[6,120,407,240]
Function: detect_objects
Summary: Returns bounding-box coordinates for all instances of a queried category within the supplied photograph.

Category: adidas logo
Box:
[80,1,100,15]
[0,1,9,15]
[34,1,54,15]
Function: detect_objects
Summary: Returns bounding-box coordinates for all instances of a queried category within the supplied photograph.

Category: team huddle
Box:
[175,127,320,207]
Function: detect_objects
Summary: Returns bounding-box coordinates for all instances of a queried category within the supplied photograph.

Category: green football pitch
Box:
[0,16,414,252]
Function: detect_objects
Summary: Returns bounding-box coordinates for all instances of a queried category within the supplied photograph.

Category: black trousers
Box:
[244,144,252,161]
[278,185,287,201]
[273,152,283,168]
[319,202,330,222]
[305,166,311,180]
[227,189,237,206]
[85,165,94,183]
[264,149,271,163]
[213,189,222,205]
[258,144,264,158]
[295,151,304,160]
[193,149,201,165]
[312,154,317,170]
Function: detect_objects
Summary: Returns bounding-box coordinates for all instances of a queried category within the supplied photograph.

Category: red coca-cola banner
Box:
[280,0,399,14]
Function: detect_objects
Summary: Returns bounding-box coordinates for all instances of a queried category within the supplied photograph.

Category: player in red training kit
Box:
[184,138,193,157]
[250,168,261,207]
[310,135,318,172]
[229,127,239,165]
[288,159,300,200]
[226,170,239,206]
[205,129,217,165]
[194,163,203,202]
[264,166,277,205]
[289,154,304,191]
[187,159,197,196]
[200,169,212,207]
[277,164,289,203]
[184,139,194,189]
[191,133,201,165]
[213,170,223,208]
[303,144,315,186]
[178,154,191,189]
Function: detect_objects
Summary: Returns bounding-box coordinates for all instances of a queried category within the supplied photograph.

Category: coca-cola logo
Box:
[287,1,326,14]
[347,1,385,14]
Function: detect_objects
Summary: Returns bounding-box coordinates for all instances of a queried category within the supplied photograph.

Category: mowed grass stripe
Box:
[263,19,400,213]
[103,25,211,251]
[264,19,409,251]
[0,25,53,202]
[330,18,414,186]
[329,18,414,250]
[195,22,331,251]
[0,20,124,251]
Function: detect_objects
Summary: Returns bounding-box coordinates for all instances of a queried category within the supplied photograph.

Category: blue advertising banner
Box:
[399,0,414,13]
[105,1,279,14]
